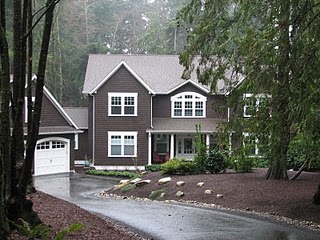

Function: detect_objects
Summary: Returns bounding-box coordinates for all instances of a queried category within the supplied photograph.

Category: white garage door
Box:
[34,138,70,176]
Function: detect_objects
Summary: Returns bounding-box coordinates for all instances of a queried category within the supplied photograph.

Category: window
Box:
[155,134,168,154]
[243,132,269,157]
[171,92,207,118]
[36,141,50,150]
[108,93,138,116]
[243,93,271,117]
[108,132,137,157]
[52,141,65,149]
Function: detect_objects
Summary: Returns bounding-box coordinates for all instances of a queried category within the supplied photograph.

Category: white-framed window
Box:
[108,131,137,157]
[243,132,269,157]
[108,93,138,116]
[24,97,35,123]
[243,93,271,117]
[171,92,207,118]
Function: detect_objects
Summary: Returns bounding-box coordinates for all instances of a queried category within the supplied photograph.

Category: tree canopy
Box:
[178,0,320,179]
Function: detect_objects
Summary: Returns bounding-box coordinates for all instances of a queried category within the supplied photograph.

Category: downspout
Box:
[148,93,155,165]
[150,93,155,128]
[90,92,96,165]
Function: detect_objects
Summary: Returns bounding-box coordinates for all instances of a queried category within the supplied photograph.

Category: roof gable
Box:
[166,79,210,95]
[43,86,80,130]
[88,61,154,94]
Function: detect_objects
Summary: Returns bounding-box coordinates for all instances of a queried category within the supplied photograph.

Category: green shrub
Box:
[194,124,207,173]
[149,188,167,200]
[120,184,136,193]
[85,170,141,179]
[287,144,306,170]
[161,158,197,174]
[145,164,162,172]
[204,148,228,173]
[230,151,254,173]
[253,158,269,168]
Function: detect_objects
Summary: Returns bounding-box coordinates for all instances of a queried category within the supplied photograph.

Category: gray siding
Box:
[93,66,151,166]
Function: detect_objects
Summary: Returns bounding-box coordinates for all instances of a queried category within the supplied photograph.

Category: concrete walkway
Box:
[34,173,320,240]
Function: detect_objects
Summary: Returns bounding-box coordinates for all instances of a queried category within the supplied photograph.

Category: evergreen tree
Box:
[178,0,320,179]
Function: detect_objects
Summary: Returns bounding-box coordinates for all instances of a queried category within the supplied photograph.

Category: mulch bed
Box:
[8,192,144,240]
[109,168,320,227]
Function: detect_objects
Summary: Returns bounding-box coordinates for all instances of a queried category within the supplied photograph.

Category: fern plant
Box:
[11,218,84,240]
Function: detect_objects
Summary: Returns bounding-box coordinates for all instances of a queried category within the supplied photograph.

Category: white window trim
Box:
[242,132,269,157]
[25,97,35,123]
[170,91,207,118]
[243,93,271,118]
[108,93,138,116]
[242,132,258,156]
[108,131,138,157]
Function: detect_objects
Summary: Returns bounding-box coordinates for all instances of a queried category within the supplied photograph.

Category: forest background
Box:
[6,0,190,106]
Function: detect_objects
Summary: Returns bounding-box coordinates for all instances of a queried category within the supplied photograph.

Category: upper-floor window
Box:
[171,92,207,118]
[108,131,137,157]
[108,93,138,116]
[243,93,271,117]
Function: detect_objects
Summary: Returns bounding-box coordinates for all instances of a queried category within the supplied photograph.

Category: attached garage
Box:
[34,137,70,176]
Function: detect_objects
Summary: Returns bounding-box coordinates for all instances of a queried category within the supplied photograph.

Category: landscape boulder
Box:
[176,191,184,197]
[130,178,142,184]
[158,177,171,185]
[197,182,204,187]
[176,181,185,186]
[135,179,151,187]
[204,190,212,195]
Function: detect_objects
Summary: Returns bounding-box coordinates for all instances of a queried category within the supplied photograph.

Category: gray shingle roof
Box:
[83,55,224,94]
[147,118,223,133]
[64,107,88,129]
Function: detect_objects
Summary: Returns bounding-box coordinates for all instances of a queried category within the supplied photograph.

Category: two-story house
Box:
[82,55,230,171]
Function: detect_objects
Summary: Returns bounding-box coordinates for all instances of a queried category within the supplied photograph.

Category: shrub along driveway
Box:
[34,173,320,240]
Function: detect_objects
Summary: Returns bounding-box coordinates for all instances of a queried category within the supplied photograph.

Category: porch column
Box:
[206,134,210,153]
[148,132,152,165]
[170,134,175,159]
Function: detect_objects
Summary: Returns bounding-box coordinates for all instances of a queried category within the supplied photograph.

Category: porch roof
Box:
[147,118,223,134]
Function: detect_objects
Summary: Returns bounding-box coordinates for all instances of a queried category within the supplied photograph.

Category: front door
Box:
[176,136,195,160]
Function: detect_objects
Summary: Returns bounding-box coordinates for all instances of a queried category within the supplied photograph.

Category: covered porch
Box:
[146,118,222,164]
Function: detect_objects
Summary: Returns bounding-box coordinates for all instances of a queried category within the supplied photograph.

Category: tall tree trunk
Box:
[11,0,25,198]
[0,6,11,236]
[8,0,59,227]
[266,1,291,180]
[313,183,320,205]
[19,0,58,194]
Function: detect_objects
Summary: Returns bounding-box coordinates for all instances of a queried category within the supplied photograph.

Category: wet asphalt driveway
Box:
[34,173,320,240]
